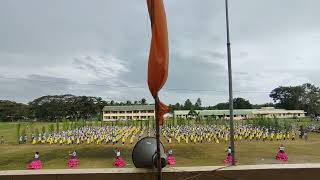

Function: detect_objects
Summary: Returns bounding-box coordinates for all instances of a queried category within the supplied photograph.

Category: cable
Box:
[0,75,271,94]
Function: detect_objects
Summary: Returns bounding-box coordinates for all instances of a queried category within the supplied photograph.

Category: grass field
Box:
[0,121,320,170]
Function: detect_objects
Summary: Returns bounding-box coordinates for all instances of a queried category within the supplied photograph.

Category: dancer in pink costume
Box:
[275,144,288,161]
[27,152,42,169]
[68,150,79,168]
[224,146,234,164]
[113,148,126,167]
[167,149,176,166]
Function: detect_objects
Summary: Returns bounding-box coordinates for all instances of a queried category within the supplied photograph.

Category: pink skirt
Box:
[224,155,233,164]
[167,155,176,166]
[68,158,79,168]
[27,160,42,169]
[275,152,288,161]
[224,154,238,164]
[114,157,126,168]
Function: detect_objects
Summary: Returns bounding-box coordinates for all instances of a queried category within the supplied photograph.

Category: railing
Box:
[1,164,320,180]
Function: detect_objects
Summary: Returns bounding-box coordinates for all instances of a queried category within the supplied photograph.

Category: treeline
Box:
[169,83,320,116]
[0,94,148,122]
[168,97,258,112]
[1,83,320,122]
[270,83,320,116]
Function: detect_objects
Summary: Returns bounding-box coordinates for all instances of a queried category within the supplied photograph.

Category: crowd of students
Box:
[162,125,297,144]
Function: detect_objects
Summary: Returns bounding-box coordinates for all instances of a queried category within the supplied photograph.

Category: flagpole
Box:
[225,0,236,165]
[155,95,162,180]
[150,0,162,179]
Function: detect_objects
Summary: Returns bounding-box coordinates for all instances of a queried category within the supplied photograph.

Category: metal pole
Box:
[150,1,162,178]
[225,0,236,165]
[155,96,162,180]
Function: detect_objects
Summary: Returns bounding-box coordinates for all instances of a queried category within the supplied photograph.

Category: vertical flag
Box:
[147,0,169,125]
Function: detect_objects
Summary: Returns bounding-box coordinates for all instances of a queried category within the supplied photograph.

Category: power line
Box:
[0,75,271,94]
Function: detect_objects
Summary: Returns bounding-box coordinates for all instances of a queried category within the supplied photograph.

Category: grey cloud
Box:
[0,74,76,103]
[1,0,320,105]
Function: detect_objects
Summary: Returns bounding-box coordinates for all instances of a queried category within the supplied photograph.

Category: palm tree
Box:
[188,110,201,123]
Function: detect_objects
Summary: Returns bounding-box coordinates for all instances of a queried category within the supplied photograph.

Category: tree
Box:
[213,97,252,109]
[184,99,193,110]
[140,98,147,105]
[195,98,202,109]
[300,83,320,116]
[188,109,200,122]
[28,94,106,121]
[252,103,274,109]
[0,100,30,122]
[126,100,132,105]
[233,98,252,109]
[213,102,229,110]
[270,83,320,115]
[269,86,304,110]
[168,103,183,113]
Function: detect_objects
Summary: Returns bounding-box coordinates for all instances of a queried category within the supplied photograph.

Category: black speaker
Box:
[132,137,167,168]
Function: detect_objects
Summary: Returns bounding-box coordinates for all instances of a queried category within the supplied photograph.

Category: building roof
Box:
[103,105,155,111]
[199,109,253,116]
[173,110,201,115]
[174,107,306,116]
[252,109,306,114]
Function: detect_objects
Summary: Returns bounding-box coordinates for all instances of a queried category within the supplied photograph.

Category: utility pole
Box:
[225,0,236,165]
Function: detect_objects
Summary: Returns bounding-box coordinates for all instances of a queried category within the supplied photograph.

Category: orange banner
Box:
[147,0,169,125]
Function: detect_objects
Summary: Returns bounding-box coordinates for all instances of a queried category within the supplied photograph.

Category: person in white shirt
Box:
[69,150,77,159]
[115,148,120,159]
[279,144,284,153]
[34,152,40,160]
[227,146,232,156]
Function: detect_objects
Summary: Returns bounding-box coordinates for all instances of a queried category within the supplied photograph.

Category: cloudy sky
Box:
[0,0,319,106]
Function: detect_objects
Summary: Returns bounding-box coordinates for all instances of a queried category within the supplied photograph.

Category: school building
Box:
[174,107,306,120]
[102,105,155,121]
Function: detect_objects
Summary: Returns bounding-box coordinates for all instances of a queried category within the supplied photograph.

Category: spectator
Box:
[304,133,308,141]
[24,135,28,144]
[19,136,23,144]
[0,136,4,144]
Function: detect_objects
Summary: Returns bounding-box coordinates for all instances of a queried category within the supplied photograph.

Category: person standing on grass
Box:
[0,136,4,144]
[19,136,23,144]
[304,132,308,141]
[113,147,126,167]
[27,152,42,169]
[24,135,28,144]
[68,150,79,168]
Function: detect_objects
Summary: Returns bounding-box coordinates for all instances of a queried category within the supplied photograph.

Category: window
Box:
[141,110,146,113]
[148,110,154,113]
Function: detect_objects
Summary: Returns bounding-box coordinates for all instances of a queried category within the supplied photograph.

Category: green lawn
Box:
[0,121,320,170]
[0,134,319,170]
